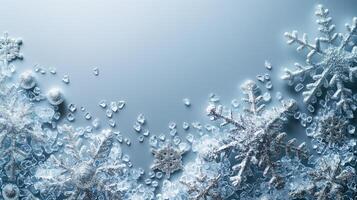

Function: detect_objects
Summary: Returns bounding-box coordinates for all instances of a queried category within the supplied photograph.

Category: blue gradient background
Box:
[1,0,356,172]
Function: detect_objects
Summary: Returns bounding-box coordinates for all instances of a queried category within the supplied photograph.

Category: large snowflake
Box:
[34,125,128,199]
[207,80,308,190]
[282,5,357,118]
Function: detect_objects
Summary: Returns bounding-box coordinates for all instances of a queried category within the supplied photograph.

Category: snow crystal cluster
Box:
[0,4,356,200]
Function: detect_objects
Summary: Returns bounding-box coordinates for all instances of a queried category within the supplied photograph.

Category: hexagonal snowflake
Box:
[151,142,185,178]
[207,80,308,189]
[282,5,357,118]
[0,32,22,63]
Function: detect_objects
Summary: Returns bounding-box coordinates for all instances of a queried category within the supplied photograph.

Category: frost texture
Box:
[282,5,357,118]
[0,5,356,200]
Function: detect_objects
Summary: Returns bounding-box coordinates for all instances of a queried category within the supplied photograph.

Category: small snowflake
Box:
[282,5,357,118]
[151,142,185,178]
[0,32,23,63]
[306,109,350,149]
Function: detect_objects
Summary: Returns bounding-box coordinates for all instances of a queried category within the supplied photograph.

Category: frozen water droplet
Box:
[99,100,107,108]
[92,118,100,128]
[106,109,113,118]
[118,100,126,109]
[137,114,145,124]
[182,122,189,130]
[156,172,163,179]
[93,67,99,76]
[133,122,141,132]
[138,135,144,143]
[84,112,92,120]
[295,83,304,92]
[265,81,273,90]
[159,134,166,141]
[110,101,118,112]
[306,127,314,137]
[109,119,116,127]
[231,99,240,108]
[307,104,315,113]
[348,125,355,134]
[143,129,150,137]
[49,67,56,74]
[264,60,272,70]
[182,98,191,107]
[68,103,77,112]
[168,122,176,130]
[169,129,177,136]
[294,111,301,119]
[179,142,190,152]
[47,88,64,105]
[125,138,131,146]
[62,74,70,84]
[263,92,271,102]
[209,93,220,102]
[264,73,270,80]
[66,113,75,122]
[53,112,61,120]
[173,136,181,145]
[192,122,202,130]
[122,154,130,162]
[20,70,36,89]
[256,75,265,82]
[186,134,194,143]
[149,136,158,147]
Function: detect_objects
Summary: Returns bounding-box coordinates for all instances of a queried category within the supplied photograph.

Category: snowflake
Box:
[282,5,357,118]
[306,108,353,150]
[289,153,357,199]
[207,80,308,190]
[34,125,126,199]
[151,142,185,178]
[0,32,23,63]
[158,156,234,200]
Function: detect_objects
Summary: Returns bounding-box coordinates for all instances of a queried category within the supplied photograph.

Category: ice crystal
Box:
[151,141,186,178]
[290,153,357,199]
[282,5,357,118]
[0,32,22,63]
[207,80,308,189]
[307,108,350,148]
[34,125,127,199]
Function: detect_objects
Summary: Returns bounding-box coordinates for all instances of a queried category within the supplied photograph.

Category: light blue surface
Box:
[1,0,356,171]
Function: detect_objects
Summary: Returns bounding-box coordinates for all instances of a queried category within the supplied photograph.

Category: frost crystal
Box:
[282,5,357,118]
[34,126,127,199]
[290,153,357,199]
[207,80,308,190]
[0,32,22,63]
[151,141,185,178]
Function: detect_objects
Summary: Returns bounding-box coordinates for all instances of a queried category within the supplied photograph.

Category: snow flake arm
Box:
[241,80,265,115]
[315,5,338,43]
[340,17,357,49]
[284,31,324,63]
